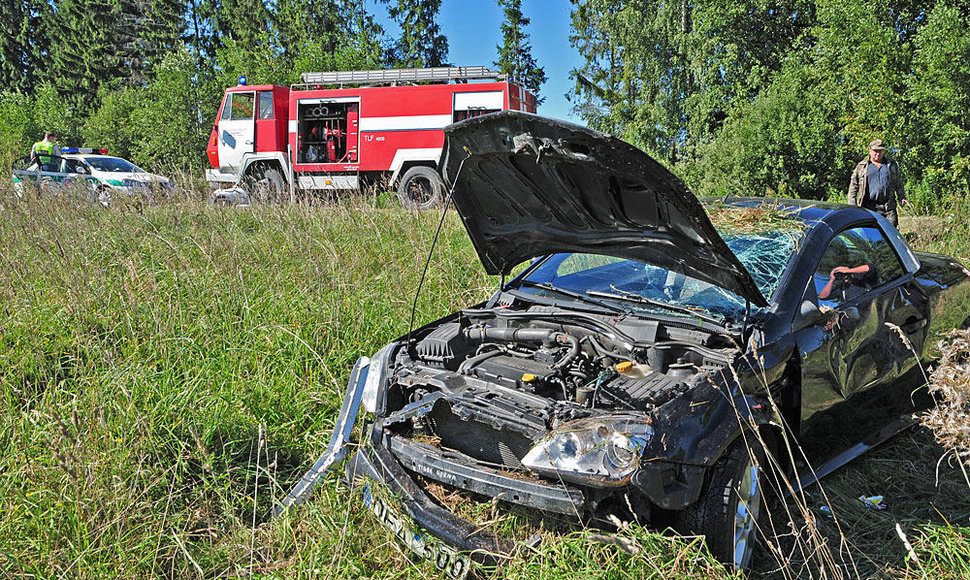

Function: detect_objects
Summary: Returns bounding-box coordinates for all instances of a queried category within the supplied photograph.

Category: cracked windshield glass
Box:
[516,229,802,323]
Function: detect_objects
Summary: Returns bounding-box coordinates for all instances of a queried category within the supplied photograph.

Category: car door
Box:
[217,91,256,169]
[797,225,926,456]
[63,158,96,188]
[15,156,68,189]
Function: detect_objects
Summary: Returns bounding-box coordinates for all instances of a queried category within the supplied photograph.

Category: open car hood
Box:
[440,112,768,307]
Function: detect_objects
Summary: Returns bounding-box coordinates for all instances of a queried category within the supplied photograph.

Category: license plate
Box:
[363,483,472,579]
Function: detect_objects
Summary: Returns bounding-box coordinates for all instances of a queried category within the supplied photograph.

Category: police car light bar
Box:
[61,147,109,154]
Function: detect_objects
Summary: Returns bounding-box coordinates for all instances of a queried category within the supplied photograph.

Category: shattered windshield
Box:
[516,230,801,323]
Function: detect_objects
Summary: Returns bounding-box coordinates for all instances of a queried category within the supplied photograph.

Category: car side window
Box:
[229,92,255,121]
[258,91,274,119]
[814,226,906,305]
[220,95,232,120]
[66,159,87,174]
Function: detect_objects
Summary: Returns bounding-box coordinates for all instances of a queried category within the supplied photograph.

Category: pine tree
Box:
[0,0,52,92]
[47,0,130,108]
[135,0,186,77]
[494,0,545,102]
[275,0,342,60]
[387,0,448,67]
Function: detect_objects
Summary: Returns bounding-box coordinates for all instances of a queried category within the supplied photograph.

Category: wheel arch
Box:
[392,159,438,186]
[239,152,289,185]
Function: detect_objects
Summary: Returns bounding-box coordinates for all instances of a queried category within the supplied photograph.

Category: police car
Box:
[12,148,173,203]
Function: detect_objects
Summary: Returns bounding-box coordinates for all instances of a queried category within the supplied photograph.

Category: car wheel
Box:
[249,167,286,204]
[96,185,112,208]
[678,438,766,572]
[396,166,445,210]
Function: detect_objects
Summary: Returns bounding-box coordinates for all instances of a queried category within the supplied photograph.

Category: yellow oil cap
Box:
[615,361,634,373]
[521,373,537,383]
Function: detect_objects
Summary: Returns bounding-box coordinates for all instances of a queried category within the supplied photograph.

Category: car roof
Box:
[63,154,126,161]
[711,197,876,231]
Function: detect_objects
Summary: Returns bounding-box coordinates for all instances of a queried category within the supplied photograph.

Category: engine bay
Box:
[379,305,737,471]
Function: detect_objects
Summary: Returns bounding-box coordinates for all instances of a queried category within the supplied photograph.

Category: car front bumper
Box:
[345,444,515,568]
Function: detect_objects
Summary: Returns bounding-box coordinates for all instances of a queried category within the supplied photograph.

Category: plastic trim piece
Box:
[272,357,370,517]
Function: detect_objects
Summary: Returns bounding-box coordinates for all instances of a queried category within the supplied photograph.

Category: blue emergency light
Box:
[238,76,247,86]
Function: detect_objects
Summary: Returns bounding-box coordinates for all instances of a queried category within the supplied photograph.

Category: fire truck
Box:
[205,66,538,208]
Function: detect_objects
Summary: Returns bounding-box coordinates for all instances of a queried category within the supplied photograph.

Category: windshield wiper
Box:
[586,288,728,328]
[514,281,628,314]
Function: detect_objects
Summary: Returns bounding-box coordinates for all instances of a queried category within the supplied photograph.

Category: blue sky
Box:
[375,0,583,122]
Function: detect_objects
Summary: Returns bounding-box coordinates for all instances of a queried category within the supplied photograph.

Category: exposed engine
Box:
[379,306,735,472]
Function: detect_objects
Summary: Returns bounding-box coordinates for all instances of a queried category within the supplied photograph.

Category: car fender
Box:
[631,348,795,510]
[239,152,290,184]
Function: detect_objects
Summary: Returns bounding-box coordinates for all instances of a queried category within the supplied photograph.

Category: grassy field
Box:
[1,184,970,579]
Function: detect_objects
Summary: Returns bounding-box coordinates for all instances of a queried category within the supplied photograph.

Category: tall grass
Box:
[1,183,969,578]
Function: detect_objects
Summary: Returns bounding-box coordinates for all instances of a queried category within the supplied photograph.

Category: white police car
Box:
[12,148,173,203]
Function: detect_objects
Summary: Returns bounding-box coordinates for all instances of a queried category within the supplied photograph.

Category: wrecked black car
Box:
[276,112,970,574]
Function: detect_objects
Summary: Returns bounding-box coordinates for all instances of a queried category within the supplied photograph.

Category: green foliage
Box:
[569,0,813,163]
[0,0,52,92]
[47,0,130,109]
[214,34,294,87]
[689,59,843,199]
[495,0,546,102]
[902,4,970,209]
[387,0,449,67]
[567,0,970,206]
[80,87,145,160]
[0,84,81,163]
[83,46,220,170]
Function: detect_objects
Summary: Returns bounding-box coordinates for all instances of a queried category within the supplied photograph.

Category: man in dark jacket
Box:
[847,139,907,226]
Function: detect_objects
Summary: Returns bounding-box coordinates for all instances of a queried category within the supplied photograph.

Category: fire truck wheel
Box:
[397,166,444,210]
[250,167,285,204]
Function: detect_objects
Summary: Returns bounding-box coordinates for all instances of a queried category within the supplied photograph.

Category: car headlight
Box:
[521,415,653,486]
[361,342,397,414]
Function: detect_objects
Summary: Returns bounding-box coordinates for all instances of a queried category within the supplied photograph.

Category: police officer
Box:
[30,131,61,168]
[847,139,907,226]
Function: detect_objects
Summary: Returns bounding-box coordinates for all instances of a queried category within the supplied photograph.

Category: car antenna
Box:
[406,151,472,345]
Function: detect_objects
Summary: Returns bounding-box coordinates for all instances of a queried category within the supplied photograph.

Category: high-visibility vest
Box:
[33,140,55,163]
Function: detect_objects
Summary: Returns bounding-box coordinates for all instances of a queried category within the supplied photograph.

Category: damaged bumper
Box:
[345,444,514,567]
[272,357,370,517]
[385,434,586,516]
[274,351,705,567]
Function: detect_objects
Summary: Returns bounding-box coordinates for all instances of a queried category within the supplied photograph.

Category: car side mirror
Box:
[793,300,825,331]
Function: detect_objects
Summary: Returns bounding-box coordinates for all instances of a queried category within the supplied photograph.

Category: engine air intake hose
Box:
[462,326,580,370]
[463,327,558,345]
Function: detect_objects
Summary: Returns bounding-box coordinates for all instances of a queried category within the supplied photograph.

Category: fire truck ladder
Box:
[298,66,507,87]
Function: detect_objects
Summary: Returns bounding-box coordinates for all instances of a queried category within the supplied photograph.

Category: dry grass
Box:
[922,329,970,480]
[706,200,807,235]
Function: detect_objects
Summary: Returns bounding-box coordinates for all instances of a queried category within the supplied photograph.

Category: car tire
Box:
[678,438,767,572]
[249,166,286,204]
[96,185,112,208]
[396,166,445,210]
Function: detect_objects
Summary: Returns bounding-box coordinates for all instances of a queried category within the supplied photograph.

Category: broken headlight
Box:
[521,416,653,487]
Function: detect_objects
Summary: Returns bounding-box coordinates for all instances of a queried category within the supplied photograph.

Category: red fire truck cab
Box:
[206,66,537,208]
